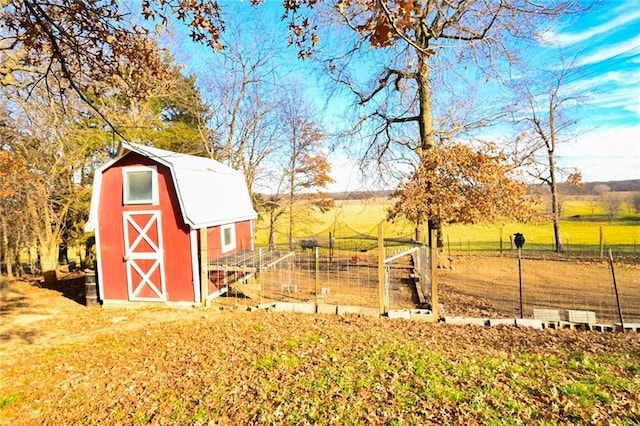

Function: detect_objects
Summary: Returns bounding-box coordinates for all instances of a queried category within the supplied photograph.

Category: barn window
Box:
[221,224,236,253]
[123,166,158,205]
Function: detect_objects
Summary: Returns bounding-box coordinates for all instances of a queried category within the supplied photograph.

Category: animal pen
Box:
[202,222,639,329]
[202,225,438,319]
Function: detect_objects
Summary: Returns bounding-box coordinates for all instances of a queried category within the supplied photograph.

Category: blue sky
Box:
[170,1,639,190]
[537,0,640,183]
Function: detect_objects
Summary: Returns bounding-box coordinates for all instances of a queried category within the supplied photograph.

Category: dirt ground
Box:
[1,255,638,359]
[0,277,238,359]
[438,256,640,322]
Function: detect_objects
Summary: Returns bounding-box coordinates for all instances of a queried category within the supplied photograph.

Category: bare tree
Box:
[633,193,640,214]
[602,192,621,224]
[198,12,287,196]
[0,82,97,283]
[283,0,577,243]
[260,89,334,249]
[510,55,585,253]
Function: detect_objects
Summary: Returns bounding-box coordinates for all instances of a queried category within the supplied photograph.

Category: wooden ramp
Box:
[213,250,293,300]
[231,281,262,299]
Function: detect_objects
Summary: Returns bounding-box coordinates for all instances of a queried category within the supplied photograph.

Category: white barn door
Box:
[123,211,167,301]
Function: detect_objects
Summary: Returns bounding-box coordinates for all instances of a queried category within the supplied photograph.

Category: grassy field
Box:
[255,197,640,256]
[1,281,639,425]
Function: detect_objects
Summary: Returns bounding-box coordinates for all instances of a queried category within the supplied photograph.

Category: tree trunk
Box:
[288,165,296,252]
[5,251,15,280]
[288,202,294,252]
[40,241,59,285]
[84,235,95,269]
[417,52,443,244]
[58,241,69,265]
[548,103,563,253]
[268,211,276,251]
[13,247,24,277]
[26,184,61,284]
[416,54,434,153]
[549,168,563,253]
[0,215,11,279]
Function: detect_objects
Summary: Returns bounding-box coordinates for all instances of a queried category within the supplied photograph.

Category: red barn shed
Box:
[85,142,257,306]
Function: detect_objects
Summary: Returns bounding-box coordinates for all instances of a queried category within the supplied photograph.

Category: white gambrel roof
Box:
[85,141,257,231]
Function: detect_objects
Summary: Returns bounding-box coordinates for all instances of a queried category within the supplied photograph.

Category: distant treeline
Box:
[530,179,640,196]
[328,180,639,200]
[330,190,394,200]
[258,180,639,201]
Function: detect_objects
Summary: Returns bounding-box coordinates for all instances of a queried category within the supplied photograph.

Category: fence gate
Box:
[381,246,424,312]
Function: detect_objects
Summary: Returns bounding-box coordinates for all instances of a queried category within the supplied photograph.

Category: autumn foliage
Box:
[388,143,534,226]
[1,297,639,425]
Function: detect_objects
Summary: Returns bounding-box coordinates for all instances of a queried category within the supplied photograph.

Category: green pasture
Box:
[255,198,640,255]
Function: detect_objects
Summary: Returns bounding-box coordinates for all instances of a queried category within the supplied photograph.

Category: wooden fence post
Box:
[431,229,438,322]
[199,227,208,307]
[418,227,429,307]
[378,222,386,315]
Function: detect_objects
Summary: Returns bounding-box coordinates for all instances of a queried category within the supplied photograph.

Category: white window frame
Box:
[220,223,236,253]
[122,165,159,205]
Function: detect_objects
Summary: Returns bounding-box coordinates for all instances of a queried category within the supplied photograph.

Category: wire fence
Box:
[204,224,640,326]
[436,251,639,324]
[205,229,428,314]
[442,228,640,261]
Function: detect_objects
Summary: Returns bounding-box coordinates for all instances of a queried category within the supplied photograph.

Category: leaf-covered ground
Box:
[1,281,639,425]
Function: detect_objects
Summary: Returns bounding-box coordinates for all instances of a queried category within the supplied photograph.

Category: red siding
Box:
[206,220,253,260]
[205,220,254,294]
[97,153,195,302]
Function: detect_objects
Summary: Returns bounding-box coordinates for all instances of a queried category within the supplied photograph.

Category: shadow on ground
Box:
[38,275,88,306]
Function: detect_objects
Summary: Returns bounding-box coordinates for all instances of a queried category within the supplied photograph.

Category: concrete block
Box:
[293,303,316,314]
[567,310,596,325]
[488,318,516,327]
[316,304,338,315]
[411,315,436,322]
[614,322,640,333]
[409,309,433,321]
[337,305,361,316]
[515,318,544,330]
[445,317,489,326]
[388,309,411,319]
[273,302,295,312]
[358,307,380,318]
[257,303,276,310]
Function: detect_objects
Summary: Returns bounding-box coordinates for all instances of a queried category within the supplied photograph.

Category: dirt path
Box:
[0,279,226,360]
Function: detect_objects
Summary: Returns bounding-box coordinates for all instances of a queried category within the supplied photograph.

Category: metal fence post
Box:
[259,248,263,302]
[315,246,319,307]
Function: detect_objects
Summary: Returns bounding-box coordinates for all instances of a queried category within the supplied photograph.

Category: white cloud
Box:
[573,35,640,68]
[584,88,640,111]
[570,74,640,101]
[541,8,640,47]
[557,126,640,181]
